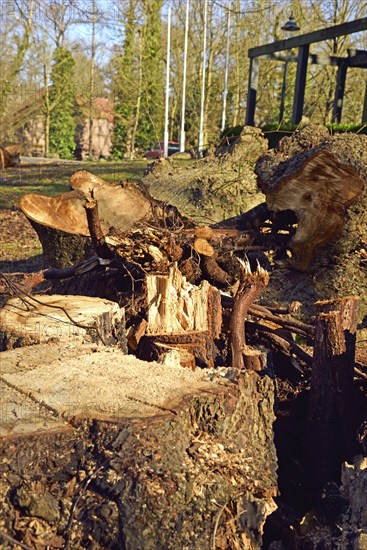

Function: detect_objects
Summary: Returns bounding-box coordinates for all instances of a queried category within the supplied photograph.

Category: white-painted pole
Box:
[198,0,208,155]
[180,0,190,153]
[164,6,171,158]
[221,6,230,133]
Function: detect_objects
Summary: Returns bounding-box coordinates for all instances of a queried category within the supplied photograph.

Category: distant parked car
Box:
[143,141,180,159]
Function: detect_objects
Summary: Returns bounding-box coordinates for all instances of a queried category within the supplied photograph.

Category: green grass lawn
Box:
[0,160,147,210]
[0,159,149,271]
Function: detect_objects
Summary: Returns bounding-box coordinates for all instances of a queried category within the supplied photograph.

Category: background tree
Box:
[2,0,365,157]
[112,0,140,159]
[31,0,82,155]
[48,47,76,159]
[305,0,367,123]
[112,0,163,159]
[141,0,164,147]
[0,0,35,141]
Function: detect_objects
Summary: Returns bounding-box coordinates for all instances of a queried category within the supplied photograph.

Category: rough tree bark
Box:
[0,343,278,549]
[305,296,363,494]
[255,124,367,321]
[256,141,365,272]
[142,126,268,223]
[229,259,269,371]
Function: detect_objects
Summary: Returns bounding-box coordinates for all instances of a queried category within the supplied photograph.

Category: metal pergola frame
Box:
[245,17,367,126]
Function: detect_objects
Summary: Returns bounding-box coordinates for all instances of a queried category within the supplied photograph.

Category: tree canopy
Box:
[1,0,366,157]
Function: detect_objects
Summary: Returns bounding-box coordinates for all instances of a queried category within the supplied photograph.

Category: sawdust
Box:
[0,343,227,432]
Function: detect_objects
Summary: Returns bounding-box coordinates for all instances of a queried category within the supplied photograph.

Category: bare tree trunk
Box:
[0,0,35,119]
[203,3,215,147]
[43,61,50,156]
[232,0,241,126]
[128,36,144,159]
[88,0,96,158]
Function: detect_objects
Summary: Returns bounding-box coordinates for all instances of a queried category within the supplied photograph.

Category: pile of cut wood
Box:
[4,124,365,363]
[0,124,366,549]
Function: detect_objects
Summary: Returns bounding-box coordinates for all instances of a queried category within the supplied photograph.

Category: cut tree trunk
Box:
[19,168,255,277]
[0,344,278,549]
[20,171,155,237]
[0,294,127,351]
[19,170,165,268]
[304,296,363,495]
[142,127,268,224]
[26,220,94,269]
[256,129,366,272]
[17,126,367,325]
[0,143,20,169]
[16,169,257,325]
[256,124,367,321]
[136,263,222,368]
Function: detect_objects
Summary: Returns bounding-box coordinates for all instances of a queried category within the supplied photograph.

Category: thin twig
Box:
[212,500,230,550]
[0,273,108,345]
[355,366,367,381]
[64,464,105,550]
[247,322,313,367]
[0,531,33,550]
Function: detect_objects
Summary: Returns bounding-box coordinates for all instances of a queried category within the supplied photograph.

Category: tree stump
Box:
[0,344,278,549]
[0,143,20,169]
[0,294,127,351]
[305,296,362,494]
[136,263,222,368]
[19,171,158,268]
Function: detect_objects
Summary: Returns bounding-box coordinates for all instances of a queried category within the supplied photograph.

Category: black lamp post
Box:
[279,12,300,123]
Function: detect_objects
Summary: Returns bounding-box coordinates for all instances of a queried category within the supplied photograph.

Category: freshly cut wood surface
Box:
[0,294,126,350]
[140,264,222,367]
[19,170,154,236]
[145,264,221,335]
[0,342,277,549]
[0,344,220,421]
[70,170,154,232]
[0,143,20,169]
[20,190,89,235]
[260,148,365,271]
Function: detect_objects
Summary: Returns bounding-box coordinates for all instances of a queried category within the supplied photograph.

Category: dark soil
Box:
[0,210,43,273]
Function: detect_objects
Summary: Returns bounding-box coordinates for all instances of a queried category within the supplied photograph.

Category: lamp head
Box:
[281,12,300,32]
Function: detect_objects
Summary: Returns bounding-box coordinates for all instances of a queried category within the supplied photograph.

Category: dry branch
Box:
[221,293,314,339]
[229,259,269,370]
[249,304,314,338]
[83,196,115,260]
[246,322,313,368]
